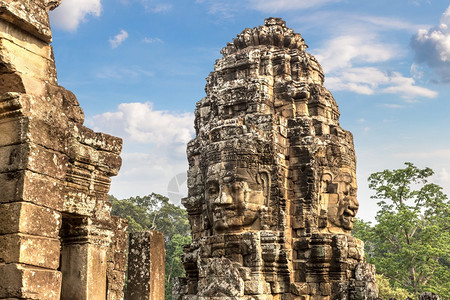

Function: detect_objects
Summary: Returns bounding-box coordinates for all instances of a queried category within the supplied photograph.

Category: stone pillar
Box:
[60,237,108,300]
[126,231,166,300]
[0,1,64,298]
[107,216,129,300]
[0,1,126,299]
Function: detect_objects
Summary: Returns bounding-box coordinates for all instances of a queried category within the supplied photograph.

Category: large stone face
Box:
[0,1,128,299]
[177,18,378,299]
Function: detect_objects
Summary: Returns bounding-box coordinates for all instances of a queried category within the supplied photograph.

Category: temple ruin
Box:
[176,18,378,299]
[0,1,129,299]
[0,1,378,299]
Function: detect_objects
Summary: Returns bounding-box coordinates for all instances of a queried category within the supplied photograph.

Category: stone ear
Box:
[257,170,271,206]
[45,0,62,10]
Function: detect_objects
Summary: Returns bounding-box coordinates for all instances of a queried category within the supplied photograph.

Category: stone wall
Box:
[0,1,127,299]
[176,18,378,299]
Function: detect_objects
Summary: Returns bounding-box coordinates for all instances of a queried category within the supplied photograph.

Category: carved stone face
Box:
[322,171,359,232]
[205,161,266,233]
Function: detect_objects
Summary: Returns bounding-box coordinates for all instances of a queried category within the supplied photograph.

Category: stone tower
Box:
[176,18,378,299]
[0,1,127,299]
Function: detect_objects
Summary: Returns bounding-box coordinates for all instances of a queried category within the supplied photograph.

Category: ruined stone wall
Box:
[177,18,377,299]
[0,1,127,299]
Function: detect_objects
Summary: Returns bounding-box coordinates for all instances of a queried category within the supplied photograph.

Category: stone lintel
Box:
[0,0,61,43]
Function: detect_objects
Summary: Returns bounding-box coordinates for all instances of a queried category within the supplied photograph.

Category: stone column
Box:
[59,225,110,300]
[126,231,166,300]
[0,1,125,299]
[0,1,64,298]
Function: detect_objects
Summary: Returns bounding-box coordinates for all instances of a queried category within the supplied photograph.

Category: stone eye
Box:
[231,183,241,191]
[207,182,219,195]
[223,172,235,183]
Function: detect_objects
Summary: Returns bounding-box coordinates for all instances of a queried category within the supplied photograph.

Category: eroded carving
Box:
[176,18,378,299]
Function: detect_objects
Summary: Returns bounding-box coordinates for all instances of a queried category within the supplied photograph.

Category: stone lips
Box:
[177,18,378,299]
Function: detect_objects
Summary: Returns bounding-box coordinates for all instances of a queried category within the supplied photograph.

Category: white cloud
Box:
[92,102,194,146]
[196,0,342,18]
[150,4,172,12]
[353,15,427,32]
[122,0,173,12]
[325,67,437,99]
[95,66,154,79]
[315,35,397,73]
[325,67,388,95]
[393,149,450,160]
[314,33,437,99]
[382,104,405,109]
[90,102,195,201]
[143,37,163,44]
[109,30,129,48]
[410,63,424,79]
[411,5,450,82]
[194,0,237,18]
[380,72,437,99]
[50,0,102,31]
[247,0,341,12]
[437,168,450,184]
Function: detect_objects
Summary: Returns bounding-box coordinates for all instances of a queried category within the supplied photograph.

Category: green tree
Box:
[110,193,191,300]
[353,163,449,298]
[375,274,413,300]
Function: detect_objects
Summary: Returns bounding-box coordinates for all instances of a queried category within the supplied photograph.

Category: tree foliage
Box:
[353,163,449,298]
[110,193,191,300]
[375,274,413,300]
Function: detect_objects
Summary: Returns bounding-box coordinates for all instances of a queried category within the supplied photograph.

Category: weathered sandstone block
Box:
[0,263,62,299]
[0,202,61,237]
[0,233,60,269]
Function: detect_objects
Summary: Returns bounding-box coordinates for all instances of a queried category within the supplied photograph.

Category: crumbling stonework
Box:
[176,18,378,299]
[0,1,127,299]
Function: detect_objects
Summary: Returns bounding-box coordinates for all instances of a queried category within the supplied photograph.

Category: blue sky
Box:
[49,0,450,221]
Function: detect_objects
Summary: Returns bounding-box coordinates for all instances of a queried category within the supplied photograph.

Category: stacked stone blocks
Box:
[0,1,127,299]
[176,18,378,300]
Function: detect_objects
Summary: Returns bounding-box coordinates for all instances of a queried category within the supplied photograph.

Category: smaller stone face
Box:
[320,167,359,233]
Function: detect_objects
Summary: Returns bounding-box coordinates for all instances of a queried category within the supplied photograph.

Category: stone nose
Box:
[350,197,359,210]
[213,187,233,205]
